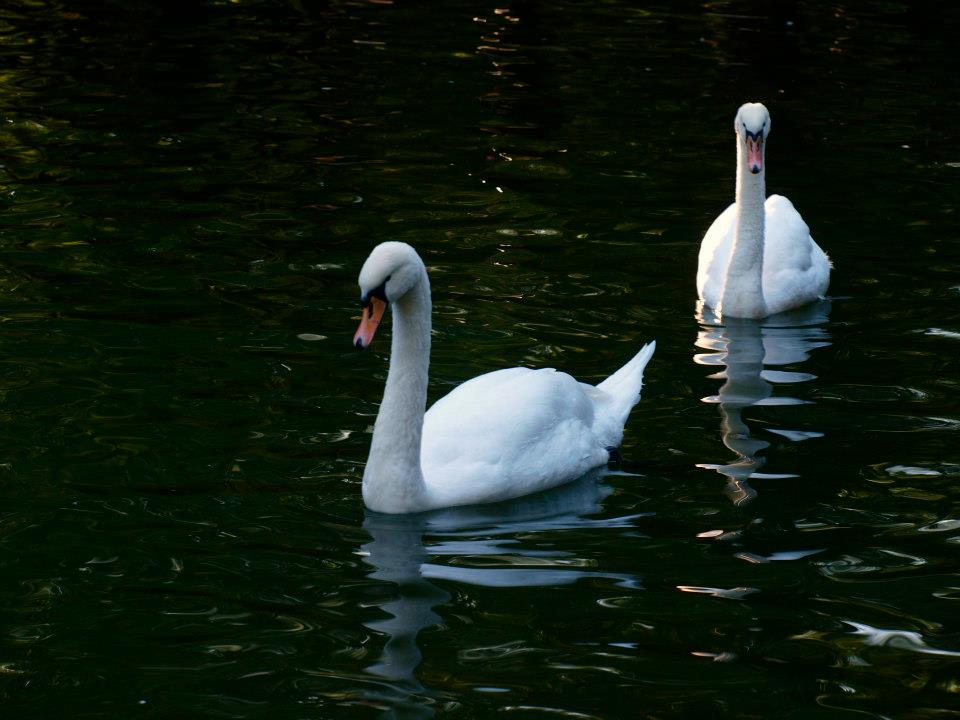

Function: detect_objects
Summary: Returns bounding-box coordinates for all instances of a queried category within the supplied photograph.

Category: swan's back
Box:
[418,340,653,510]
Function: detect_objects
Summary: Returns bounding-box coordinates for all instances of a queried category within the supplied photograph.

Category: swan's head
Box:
[734,102,770,175]
[353,241,426,349]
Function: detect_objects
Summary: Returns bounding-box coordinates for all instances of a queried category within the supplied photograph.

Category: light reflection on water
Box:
[694,302,831,504]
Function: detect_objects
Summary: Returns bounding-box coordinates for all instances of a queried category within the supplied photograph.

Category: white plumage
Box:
[353,241,655,514]
[697,103,830,318]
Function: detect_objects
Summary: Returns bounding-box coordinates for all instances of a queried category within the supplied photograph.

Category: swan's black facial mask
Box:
[360,279,389,307]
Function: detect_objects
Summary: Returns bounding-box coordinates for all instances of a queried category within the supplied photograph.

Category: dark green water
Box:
[1,1,958,717]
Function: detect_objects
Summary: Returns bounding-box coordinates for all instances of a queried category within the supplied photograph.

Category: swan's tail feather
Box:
[596,341,656,420]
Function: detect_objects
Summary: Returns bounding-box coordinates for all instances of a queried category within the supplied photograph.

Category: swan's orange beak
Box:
[746,135,763,174]
[354,297,387,350]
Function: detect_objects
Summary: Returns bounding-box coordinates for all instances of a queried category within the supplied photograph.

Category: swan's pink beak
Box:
[746,135,763,174]
[354,296,387,350]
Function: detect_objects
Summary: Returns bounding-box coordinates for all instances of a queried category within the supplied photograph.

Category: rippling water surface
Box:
[1,1,958,717]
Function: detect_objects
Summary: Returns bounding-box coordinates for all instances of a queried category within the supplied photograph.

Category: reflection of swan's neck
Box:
[720,404,769,459]
[363,275,432,512]
[717,320,770,460]
[362,516,447,718]
[721,137,767,318]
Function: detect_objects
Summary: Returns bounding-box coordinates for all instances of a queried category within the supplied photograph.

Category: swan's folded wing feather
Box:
[762,195,830,313]
[420,367,606,506]
[697,203,737,308]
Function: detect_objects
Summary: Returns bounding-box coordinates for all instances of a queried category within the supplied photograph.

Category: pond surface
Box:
[1,0,959,717]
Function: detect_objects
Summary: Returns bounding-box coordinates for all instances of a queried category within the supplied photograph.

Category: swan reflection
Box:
[359,471,645,716]
[694,302,831,504]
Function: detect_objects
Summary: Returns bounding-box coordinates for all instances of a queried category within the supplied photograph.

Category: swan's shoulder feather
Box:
[764,195,809,252]
[420,367,607,506]
[762,194,831,313]
[697,203,737,308]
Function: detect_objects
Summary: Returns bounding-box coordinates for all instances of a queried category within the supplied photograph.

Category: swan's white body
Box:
[354,242,655,514]
[697,103,830,319]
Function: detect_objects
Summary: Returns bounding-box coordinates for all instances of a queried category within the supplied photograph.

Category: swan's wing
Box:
[421,367,608,507]
[762,195,831,313]
[697,203,737,309]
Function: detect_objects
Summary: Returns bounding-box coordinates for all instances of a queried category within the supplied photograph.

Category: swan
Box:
[697,102,830,319]
[353,241,655,514]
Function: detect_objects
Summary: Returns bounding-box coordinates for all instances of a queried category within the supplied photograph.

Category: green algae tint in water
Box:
[0,1,958,718]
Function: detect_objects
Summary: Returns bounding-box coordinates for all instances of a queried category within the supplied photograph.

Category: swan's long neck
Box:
[720,136,767,318]
[363,272,432,513]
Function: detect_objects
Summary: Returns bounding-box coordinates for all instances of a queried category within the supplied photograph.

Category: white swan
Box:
[697,102,830,319]
[353,241,655,514]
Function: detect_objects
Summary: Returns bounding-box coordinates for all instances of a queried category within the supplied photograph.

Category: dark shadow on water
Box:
[358,470,647,718]
[694,301,831,505]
